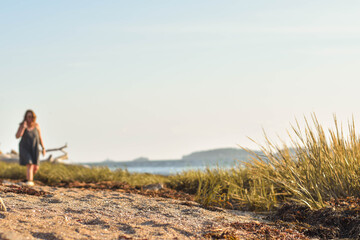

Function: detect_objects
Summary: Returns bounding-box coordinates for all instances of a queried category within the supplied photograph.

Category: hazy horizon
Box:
[1,1,360,162]
[81,146,261,163]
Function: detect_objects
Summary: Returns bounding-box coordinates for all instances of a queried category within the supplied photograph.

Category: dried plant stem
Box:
[0,197,6,212]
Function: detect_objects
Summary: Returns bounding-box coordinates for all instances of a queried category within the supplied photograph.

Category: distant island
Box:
[81,147,264,175]
[132,157,150,162]
[182,148,254,162]
[88,147,261,165]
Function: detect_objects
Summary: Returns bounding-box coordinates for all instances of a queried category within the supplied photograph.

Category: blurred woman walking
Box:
[16,110,46,186]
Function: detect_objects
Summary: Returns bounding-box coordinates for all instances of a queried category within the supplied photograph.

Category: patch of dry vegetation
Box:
[0,161,167,186]
[2,115,360,213]
[170,115,360,211]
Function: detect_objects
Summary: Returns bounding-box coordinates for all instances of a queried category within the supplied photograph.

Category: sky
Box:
[1,1,360,162]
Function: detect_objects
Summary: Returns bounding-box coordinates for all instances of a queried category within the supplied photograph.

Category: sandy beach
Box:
[0,180,309,240]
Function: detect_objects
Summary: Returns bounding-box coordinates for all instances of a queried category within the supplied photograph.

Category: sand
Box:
[0,180,307,240]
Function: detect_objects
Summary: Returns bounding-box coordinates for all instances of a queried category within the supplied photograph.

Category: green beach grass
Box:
[0,161,168,186]
[1,115,360,211]
[171,115,360,211]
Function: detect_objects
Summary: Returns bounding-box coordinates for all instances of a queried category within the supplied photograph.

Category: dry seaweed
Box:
[229,222,308,240]
[2,185,48,196]
[271,199,360,239]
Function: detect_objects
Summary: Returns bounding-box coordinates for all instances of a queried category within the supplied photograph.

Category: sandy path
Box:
[0,183,266,240]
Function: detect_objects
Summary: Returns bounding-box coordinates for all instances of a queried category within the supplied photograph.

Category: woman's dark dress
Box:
[19,128,40,166]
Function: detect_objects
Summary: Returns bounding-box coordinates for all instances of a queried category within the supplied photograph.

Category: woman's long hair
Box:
[22,110,37,125]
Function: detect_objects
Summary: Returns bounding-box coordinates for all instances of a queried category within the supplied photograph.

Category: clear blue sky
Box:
[1,1,360,162]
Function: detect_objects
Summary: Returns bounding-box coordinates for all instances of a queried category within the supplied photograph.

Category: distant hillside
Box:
[182,148,259,163]
[87,148,262,166]
[80,147,265,175]
[132,157,150,162]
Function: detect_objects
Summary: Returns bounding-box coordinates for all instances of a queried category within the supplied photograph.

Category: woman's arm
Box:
[36,124,46,156]
[15,121,27,139]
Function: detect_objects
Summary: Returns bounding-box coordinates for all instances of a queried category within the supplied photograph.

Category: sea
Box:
[81,148,262,175]
[84,158,245,176]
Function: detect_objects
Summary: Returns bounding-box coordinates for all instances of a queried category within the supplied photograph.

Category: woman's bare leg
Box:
[26,164,34,181]
[33,164,39,176]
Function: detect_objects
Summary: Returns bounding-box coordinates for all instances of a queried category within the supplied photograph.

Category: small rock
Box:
[1,180,14,186]
[0,231,23,240]
[142,183,163,191]
[47,198,62,203]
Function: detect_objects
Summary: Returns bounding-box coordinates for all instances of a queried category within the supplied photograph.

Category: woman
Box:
[16,110,46,186]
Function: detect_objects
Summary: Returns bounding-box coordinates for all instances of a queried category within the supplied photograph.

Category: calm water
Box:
[87,158,242,175]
